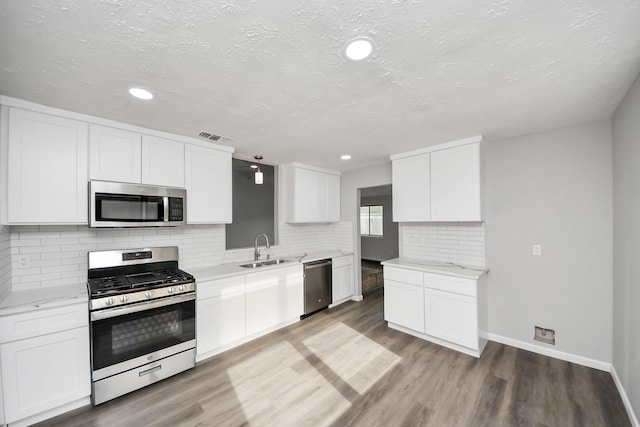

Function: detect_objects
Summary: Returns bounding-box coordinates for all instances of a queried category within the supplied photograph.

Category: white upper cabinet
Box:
[430,142,481,221]
[89,125,141,183]
[281,163,341,223]
[141,135,185,187]
[392,153,430,222]
[390,135,483,222]
[2,107,88,224]
[89,126,184,188]
[184,143,232,224]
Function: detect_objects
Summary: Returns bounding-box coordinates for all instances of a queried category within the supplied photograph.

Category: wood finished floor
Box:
[37,288,630,427]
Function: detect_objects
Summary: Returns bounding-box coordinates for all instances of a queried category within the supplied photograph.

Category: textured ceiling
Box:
[1,0,640,171]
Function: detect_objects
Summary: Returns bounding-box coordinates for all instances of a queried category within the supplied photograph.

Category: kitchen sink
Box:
[239,259,289,268]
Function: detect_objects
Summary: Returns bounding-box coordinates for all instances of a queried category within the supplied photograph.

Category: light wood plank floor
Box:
[37,288,630,427]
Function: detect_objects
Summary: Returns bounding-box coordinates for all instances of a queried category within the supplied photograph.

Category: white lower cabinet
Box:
[196,265,303,361]
[384,264,487,357]
[246,265,303,337]
[424,288,477,349]
[196,276,246,356]
[332,255,355,304]
[384,280,425,333]
[0,303,90,425]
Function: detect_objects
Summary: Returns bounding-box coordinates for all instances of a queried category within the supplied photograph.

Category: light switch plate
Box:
[532,244,542,256]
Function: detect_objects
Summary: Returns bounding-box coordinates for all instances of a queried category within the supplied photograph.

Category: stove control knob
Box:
[145,291,152,299]
[178,285,185,292]
[168,287,174,294]
[120,295,128,303]
[105,297,114,306]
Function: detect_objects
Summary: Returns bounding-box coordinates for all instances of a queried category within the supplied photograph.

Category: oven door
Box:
[90,294,195,380]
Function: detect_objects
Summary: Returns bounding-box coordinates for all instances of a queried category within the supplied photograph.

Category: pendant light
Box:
[254,155,264,185]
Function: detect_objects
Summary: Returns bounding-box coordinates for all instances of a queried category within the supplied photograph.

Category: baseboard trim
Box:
[611,365,640,427]
[487,333,611,371]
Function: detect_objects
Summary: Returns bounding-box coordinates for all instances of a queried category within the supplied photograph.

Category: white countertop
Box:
[190,249,352,282]
[381,258,488,280]
[0,282,88,316]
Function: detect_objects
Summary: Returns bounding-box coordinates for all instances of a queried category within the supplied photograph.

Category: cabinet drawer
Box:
[0,303,88,344]
[332,254,353,269]
[424,273,476,297]
[197,276,245,300]
[384,266,423,286]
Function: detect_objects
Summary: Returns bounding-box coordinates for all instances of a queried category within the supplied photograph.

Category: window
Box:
[360,205,383,236]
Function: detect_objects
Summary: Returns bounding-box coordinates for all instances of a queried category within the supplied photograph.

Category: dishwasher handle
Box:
[304,259,332,269]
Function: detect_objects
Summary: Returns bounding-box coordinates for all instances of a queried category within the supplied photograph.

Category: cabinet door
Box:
[325,173,341,222]
[392,154,430,222]
[332,264,354,302]
[141,135,185,187]
[184,144,232,224]
[424,287,478,350]
[430,142,481,221]
[7,108,88,224]
[1,327,90,423]
[89,124,141,183]
[197,294,245,355]
[293,167,319,222]
[245,266,303,336]
[384,279,425,332]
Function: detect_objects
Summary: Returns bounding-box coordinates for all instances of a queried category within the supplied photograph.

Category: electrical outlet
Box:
[532,244,542,256]
[534,326,555,345]
[18,255,30,268]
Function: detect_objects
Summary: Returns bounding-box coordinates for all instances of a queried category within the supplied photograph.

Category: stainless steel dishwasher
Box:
[303,259,332,317]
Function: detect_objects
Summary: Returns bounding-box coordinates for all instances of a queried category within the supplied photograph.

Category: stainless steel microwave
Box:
[89,181,187,227]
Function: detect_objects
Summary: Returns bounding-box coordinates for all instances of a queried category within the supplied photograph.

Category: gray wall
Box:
[612,71,640,421]
[360,193,398,262]
[485,120,613,362]
[226,159,275,250]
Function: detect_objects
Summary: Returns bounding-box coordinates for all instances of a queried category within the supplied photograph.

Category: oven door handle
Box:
[90,293,195,321]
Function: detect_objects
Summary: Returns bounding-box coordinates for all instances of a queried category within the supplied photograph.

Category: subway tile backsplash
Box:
[399,222,486,267]
[8,222,353,290]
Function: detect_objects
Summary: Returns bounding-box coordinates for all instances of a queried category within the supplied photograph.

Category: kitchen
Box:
[0,1,639,426]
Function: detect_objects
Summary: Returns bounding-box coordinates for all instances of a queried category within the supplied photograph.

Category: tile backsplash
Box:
[0,225,10,299]
[399,222,486,267]
[8,222,353,290]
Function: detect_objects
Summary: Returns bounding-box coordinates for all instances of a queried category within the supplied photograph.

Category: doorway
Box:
[359,184,398,294]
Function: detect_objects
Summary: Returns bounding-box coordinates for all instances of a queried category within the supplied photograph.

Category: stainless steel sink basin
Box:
[239,259,289,268]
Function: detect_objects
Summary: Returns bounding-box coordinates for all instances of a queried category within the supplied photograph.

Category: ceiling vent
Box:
[198,131,232,143]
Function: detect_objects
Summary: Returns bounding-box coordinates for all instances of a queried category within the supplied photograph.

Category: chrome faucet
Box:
[254,233,270,261]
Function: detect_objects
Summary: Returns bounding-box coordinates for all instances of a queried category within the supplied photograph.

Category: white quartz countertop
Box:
[0,282,88,316]
[381,258,488,280]
[190,249,353,282]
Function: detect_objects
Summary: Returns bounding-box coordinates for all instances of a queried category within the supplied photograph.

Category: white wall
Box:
[341,163,393,295]
[612,71,640,421]
[484,120,613,363]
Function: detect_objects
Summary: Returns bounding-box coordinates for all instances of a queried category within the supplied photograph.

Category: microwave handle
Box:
[163,196,169,222]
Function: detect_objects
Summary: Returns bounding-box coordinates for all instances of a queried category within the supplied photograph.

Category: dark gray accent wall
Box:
[360,185,398,262]
[226,159,276,250]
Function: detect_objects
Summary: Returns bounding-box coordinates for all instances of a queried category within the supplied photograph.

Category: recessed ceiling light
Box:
[341,154,352,160]
[344,37,374,61]
[129,87,153,100]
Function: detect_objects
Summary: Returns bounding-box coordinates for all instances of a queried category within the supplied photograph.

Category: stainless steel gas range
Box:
[87,246,196,405]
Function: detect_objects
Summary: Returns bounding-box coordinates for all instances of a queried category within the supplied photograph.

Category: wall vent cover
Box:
[198,131,232,143]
